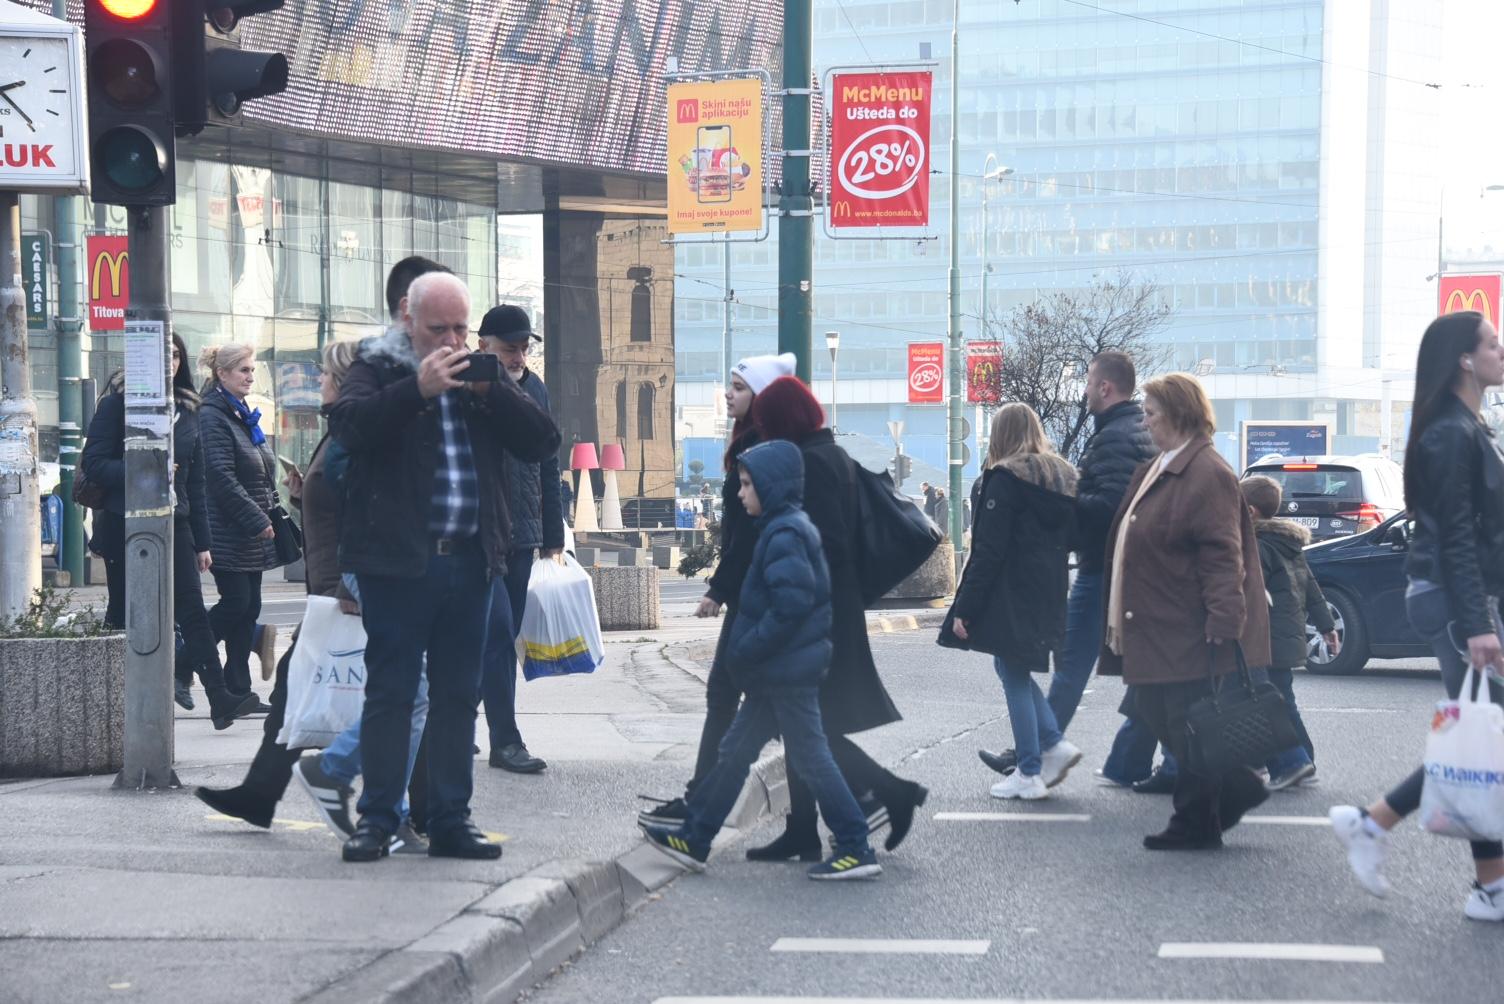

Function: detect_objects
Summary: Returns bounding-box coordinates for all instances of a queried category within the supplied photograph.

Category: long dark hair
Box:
[1404,310,1484,509]
[171,332,199,408]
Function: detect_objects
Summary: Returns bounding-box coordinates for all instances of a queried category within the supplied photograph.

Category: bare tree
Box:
[980,272,1172,461]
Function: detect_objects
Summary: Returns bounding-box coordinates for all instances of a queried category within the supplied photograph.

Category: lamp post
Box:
[946,0,964,552]
[1431,184,1504,283]
[825,330,840,432]
[979,156,1014,344]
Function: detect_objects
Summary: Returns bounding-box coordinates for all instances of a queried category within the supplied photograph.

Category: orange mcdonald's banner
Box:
[87,235,130,332]
[966,341,1002,403]
[1438,274,1501,326]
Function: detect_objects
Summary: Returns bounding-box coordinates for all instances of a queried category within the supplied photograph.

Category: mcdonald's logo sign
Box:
[833,200,852,219]
[87,235,130,332]
[1438,274,1501,327]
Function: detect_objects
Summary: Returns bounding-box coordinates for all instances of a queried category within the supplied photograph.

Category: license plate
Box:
[1290,517,1319,528]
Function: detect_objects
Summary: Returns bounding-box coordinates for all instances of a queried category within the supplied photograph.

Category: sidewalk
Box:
[0,587,945,1004]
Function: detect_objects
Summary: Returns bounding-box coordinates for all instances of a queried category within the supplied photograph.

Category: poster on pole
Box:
[123,320,167,405]
[23,233,50,330]
[966,341,1002,403]
[87,235,129,332]
[1438,274,1502,326]
[829,71,933,229]
[907,342,944,404]
[666,77,764,235]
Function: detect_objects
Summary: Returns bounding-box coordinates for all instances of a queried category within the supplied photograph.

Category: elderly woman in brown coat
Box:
[1098,373,1271,851]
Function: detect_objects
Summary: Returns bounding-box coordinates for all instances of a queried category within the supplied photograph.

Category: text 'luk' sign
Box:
[908,342,944,404]
[87,234,129,332]
[1439,274,1502,326]
[666,77,763,235]
[830,71,933,229]
[966,341,1002,404]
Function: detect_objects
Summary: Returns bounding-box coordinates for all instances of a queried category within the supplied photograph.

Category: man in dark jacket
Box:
[329,271,560,862]
[477,305,563,774]
[640,441,881,881]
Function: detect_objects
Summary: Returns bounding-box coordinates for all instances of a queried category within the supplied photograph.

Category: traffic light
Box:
[85,0,176,206]
[173,2,289,137]
[894,453,912,486]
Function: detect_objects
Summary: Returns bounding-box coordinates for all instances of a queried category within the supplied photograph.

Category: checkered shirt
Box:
[428,391,480,539]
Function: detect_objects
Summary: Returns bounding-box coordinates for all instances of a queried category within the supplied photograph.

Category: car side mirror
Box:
[1387,523,1411,549]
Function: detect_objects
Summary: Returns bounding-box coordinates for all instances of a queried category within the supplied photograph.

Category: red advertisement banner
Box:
[87,235,130,333]
[830,71,933,229]
[1439,274,1502,326]
[966,341,1002,404]
[908,342,944,404]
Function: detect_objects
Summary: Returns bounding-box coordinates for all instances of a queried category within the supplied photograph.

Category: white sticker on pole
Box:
[124,320,167,404]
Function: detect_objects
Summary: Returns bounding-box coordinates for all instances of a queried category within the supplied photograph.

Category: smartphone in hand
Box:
[457,352,501,382]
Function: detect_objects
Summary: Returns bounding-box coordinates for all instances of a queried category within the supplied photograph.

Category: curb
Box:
[866,608,947,636]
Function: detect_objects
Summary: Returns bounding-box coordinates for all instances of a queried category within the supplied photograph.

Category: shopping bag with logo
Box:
[1419,667,1504,842]
[517,553,604,681]
[276,594,368,748]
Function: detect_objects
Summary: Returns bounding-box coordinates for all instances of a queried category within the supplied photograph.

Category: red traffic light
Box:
[97,0,159,20]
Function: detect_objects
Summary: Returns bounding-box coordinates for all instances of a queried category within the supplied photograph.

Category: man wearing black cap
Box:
[477,305,563,774]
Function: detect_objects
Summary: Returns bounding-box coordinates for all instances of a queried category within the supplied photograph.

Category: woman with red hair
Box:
[747,375,928,859]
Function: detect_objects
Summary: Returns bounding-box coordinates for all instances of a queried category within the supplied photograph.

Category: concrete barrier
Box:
[0,635,127,777]
[881,535,957,606]
[651,545,681,571]
[587,565,660,631]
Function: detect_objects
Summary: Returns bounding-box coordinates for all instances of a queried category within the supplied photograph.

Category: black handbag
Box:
[1183,642,1300,776]
[852,463,943,606]
[268,504,304,566]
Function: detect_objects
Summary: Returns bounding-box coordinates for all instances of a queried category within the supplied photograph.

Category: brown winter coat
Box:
[1097,435,1271,684]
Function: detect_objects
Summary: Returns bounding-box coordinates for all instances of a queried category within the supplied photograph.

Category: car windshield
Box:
[1258,467,1362,500]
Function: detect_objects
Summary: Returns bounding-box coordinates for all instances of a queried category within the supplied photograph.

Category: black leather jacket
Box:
[1405,394,1504,638]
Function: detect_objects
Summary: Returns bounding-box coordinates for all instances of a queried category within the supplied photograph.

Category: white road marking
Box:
[933,812,1091,822]
[653,997,1385,1003]
[1158,943,1384,963]
[1242,816,1333,826]
[770,938,990,956]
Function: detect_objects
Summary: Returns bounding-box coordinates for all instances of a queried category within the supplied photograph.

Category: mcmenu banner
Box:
[87,235,129,333]
[666,78,764,234]
[1438,274,1502,326]
[908,342,944,404]
[830,71,933,229]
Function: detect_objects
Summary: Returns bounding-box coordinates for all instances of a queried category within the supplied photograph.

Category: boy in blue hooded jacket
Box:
[642,440,881,880]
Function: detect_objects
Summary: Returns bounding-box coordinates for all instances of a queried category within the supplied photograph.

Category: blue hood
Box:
[738,440,805,517]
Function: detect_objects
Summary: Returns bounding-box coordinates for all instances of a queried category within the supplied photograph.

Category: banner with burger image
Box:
[667,77,763,234]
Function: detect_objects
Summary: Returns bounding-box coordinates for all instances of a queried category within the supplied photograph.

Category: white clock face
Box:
[0,34,74,152]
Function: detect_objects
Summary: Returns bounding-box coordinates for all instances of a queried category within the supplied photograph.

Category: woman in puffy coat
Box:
[746,376,928,858]
[198,343,283,705]
[941,403,1080,801]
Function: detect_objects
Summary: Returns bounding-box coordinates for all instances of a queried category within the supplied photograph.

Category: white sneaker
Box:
[990,772,1049,800]
[1328,805,1391,898]
[1040,740,1082,789]
[1464,883,1504,922]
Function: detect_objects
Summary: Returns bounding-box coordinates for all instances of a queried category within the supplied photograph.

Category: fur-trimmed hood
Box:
[1255,516,1311,556]
[996,452,1079,498]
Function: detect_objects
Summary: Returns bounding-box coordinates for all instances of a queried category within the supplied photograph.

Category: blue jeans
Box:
[1264,666,1313,776]
[480,548,528,750]
[682,687,871,855]
[995,656,1062,777]
[1046,571,1103,732]
[355,541,494,835]
[320,673,429,818]
[1102,704,1165,785]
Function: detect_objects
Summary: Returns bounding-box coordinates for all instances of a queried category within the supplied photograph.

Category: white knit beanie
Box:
[732,352,797,395]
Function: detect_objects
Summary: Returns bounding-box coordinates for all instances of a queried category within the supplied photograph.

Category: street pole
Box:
[0,191,42,620]
[825,330,840,431]
[778,0,814,382]
[945,0,964,551]
[113,205,177,791]
[53,0,83,590]
[721,234,731,415]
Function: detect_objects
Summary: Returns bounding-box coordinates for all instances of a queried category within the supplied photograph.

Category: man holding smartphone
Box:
[476,305,563,774]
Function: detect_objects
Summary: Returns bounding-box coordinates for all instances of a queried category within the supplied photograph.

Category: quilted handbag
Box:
[1183,642,1300,776]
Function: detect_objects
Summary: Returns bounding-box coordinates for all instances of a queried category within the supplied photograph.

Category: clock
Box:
[0,6,88,194]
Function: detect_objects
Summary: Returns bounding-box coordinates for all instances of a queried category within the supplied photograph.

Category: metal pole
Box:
[53,0,83,590]
[945,0,964,550]
[113,205,177,791]
[778,0,814,381]
[830,343,839,432]
[0,191,42,620]
[721,235,731,406]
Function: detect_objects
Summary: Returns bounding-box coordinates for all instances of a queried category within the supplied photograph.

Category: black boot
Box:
[883,782,930,852]
[208,690,259,731]
[195,784,275,829]
[747,814,822,862]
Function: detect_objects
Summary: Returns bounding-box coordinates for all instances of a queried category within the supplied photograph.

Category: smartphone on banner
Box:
[696,125,733,204]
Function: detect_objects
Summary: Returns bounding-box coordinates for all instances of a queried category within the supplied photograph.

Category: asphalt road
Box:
[525,635,1502,1004]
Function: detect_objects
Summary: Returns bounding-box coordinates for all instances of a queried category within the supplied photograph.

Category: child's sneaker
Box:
[1464,882,1504,922]
[641,824,708,872]
[808,847,882,881]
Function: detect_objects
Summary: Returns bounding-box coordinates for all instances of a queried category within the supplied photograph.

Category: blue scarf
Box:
[221,386,265,445]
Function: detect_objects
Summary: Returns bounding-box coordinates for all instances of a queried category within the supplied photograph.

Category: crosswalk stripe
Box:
[1242,816,1333,826]
[1158,943,1384,963]
[770,938,990,955]
[653,997,1386,1003]
[933,812,1091,822]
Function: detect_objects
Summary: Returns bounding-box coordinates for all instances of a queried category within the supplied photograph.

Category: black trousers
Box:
[171,521,231,699]
[93,510,126,630]
[786,734,914,834]
[1134,678,1264,837]
[210,568,263,696]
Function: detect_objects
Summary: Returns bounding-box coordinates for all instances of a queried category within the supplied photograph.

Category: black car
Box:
[1302,514,1431,675]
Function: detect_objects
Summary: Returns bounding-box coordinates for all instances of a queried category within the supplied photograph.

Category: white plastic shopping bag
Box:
[276,594,368,748]
[1419,667,1504,841]
[516,553,604,680]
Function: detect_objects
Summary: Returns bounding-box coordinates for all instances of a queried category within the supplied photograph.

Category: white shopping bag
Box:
[1419,667,1504,841]
[516,553,604,680]
[276,594,368,748]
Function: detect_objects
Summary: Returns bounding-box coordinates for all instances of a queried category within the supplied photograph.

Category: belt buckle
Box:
[435,538,453,556]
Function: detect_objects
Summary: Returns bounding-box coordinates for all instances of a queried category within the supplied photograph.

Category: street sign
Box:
[0,7,90,195]
[87,234,129,332]
[907,342,943,403]
[887,419,905,443]
[829,71,933,228]
[22,232,49,330]
[1439,274,1502,326]
[666,77,764,235]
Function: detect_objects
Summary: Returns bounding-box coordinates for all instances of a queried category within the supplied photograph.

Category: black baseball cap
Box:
[478,305,538,343]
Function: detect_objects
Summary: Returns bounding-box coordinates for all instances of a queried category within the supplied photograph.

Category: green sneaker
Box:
[808,847,882,881]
